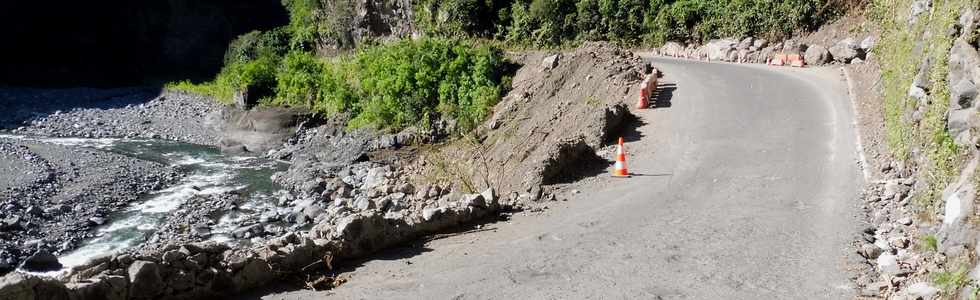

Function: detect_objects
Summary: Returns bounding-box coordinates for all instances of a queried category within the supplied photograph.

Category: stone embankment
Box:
[654,36,876,66]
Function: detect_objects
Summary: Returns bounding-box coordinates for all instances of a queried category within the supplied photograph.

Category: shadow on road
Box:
[652,83,676,109]
[614,113,647,144]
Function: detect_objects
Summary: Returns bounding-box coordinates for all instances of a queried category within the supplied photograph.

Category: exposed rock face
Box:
[217,107,313,154]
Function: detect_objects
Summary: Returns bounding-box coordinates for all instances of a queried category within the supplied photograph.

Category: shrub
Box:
[347,38,506,132]
[273,51,325,108]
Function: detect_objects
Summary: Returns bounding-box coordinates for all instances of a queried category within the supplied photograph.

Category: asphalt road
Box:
[255,57,866,299]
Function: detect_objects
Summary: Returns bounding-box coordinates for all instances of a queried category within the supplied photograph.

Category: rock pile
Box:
[0,188,500,300]
[654,36,875,66]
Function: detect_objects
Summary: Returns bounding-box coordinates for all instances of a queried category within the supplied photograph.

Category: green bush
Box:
[282,0,322,49]
[273,51,325,108]
[348,38,506,132]
[224,29,289,66]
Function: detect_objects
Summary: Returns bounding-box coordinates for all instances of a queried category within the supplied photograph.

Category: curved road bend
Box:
[255,56,866,299]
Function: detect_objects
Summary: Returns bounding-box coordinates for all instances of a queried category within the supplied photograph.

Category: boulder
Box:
[216,107,312,154]
[232,259,273,291]
[908,85,928,102]
[736,37,754,50]
[480,188,498,206]
[860,36,876,52]
[829,38,860,63]
[541,54,560,69]
[660,42,685,57]
[127,261,164,299]
[876,254,901,275]
[859,243,883,259]
[706,38,738,62]
[21,250,61,272]
[65,275,128,300]
[1,215,23,231]
[950,78,978,109]
[459,194,486,209]
[422,207,445,221]
[948,108,975,145]
[803,45,832,66]
[901,282,939,300]
[909,0,932,24]
[0,273,42,300]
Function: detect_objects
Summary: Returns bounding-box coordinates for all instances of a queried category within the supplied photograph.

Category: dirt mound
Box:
[427,42,646,202]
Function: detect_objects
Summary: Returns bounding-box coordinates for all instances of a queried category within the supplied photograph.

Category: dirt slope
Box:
[431,42,646,203]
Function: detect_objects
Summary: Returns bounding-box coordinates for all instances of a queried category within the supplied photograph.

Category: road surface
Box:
[253,57,866,299]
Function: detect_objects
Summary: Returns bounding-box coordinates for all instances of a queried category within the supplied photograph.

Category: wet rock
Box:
[21,250,61,272]
[88,217,107,226]
[127,261,163,299]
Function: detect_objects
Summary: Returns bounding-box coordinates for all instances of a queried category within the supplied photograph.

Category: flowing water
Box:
[2,135,287,274]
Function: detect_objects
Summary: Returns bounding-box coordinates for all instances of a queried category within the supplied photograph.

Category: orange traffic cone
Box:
[637,89,649,109]
[612,137,630,177]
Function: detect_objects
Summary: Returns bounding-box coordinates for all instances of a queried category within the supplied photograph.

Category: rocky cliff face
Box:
[0,0,288,87]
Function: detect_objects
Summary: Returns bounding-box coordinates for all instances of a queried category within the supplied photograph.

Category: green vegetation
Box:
[417,0,843,46]
[171,38,508,133]
[172,0,853,135]
[920,234,939,252]
[934,266,973,296]
[871,0,967,212]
